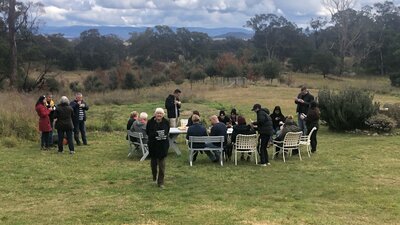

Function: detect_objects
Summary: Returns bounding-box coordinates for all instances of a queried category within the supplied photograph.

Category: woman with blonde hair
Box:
[146,108,170,188]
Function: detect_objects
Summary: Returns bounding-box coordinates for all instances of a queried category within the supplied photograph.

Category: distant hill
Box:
[39,26,254,40]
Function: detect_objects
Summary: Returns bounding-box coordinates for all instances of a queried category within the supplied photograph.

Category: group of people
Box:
[125,86,320,189]
[35,93,89,154]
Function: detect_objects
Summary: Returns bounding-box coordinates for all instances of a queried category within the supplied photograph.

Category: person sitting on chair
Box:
[218,110,231,126]
[230,116,256,161]
[205,115,227,162]
[186,110,200,127]
[186,114,213,162]
[130,112,148,144]
[274,115,301,157]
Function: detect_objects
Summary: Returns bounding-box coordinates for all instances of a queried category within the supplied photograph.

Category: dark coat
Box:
[54,103,74,131]
[270,106,285,130]
[253,108,273,136]
[186,123,208,148]
[210,122,228,145]
[146,117,170,159]
[35,103,52,132]
[231,124,256,143]
[127,118,136,130]
[70,99,89,122]
[305,107,320,129]
[295,92,314,114]
[276,121,302,141]
[165,94,180,118]
[218,115,231,125]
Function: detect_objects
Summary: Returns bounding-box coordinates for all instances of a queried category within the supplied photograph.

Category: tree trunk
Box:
[379,49,385,76]
[8,0,17,88]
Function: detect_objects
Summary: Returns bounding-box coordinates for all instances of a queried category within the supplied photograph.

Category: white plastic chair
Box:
[272,131,302,162]
[299,127,317,157]
[233,134,258,165]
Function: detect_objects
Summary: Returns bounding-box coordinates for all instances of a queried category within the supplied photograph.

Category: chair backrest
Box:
[180,119,189,127]
[189,136,224,148]
[235,134,258,150]
[283,132,302,147]
[128,130,144,145]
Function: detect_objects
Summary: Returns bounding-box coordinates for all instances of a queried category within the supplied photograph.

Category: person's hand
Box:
[80,104,85,107]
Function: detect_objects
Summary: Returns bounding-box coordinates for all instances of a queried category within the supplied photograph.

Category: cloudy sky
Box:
[25,0,396,28]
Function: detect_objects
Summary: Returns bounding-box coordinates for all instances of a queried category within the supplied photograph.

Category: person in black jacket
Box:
[45,93,56,147]
[146,108,170,188]
[304,101,320,153]
[70,92,89,145]
[54,96,75,154]
[251,104,273,166]
[231,116,256,161]
[165,89,181,128]
[186,114,210,162]
[218,110,231,126]
[270,106,285,134]
[295,86,314,134]
[186,110,200,127]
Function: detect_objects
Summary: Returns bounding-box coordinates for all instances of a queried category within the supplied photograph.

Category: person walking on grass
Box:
[165,89,181,128]
[54,96,75,155]
[146,108,170,189]
[35,95,53,150]
[70,92,89,146]
[304,101,320,153]
[251,104,273,166]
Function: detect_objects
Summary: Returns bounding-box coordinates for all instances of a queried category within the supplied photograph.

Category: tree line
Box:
[1,0,400,92]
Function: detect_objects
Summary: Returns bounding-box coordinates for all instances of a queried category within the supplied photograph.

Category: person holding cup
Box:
[70,92,89,146]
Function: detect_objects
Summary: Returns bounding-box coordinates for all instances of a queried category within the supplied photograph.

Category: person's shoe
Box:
[212,158,219,163]
[83,143,88,146]
[246,156,251,161]
[158,184,165,189]
[311,149,316,153]
[69,151,75,155]
[267,162,271,166]
[240,155,245,161]
[57,151,63,154]
[76,142,81,146]
[260,163,267,167]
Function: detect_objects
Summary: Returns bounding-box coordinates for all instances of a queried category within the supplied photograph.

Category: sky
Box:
[24,0,398,28]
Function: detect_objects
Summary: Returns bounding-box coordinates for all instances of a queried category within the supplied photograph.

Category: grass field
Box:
[1,73,400,224]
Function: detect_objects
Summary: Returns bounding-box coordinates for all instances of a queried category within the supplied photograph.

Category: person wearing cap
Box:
[294,86,314,134]
[217,110,231,126]
[251,104,273,166]
[146,108,170,188]
[165,89,182,128]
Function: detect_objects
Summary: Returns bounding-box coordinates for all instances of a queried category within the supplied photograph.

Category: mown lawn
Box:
[1,126,399,225]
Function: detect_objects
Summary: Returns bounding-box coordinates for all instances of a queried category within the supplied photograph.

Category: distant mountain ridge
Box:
[39,26,254,40]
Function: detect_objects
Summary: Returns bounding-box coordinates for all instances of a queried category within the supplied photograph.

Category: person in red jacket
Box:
[35,95,53,150]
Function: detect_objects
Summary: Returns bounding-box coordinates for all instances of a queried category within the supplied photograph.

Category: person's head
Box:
[237,116,246,125]
[138,112,148,124]
[209,115,219,125]
[154,108,165,121]
[285,115,294,124]
[191,114,200,124]
[130,111,138,119]
[173,89,181,98]
[273,106,281,114]
[192,110,200,116]
[301,86,308,95]
[36,95,46,106]
[46,93,53,102]
[219,110,226,118]
[75,92,83,101]
[230,108,237,115]
[251,103,261,112]
[59,96,70,105]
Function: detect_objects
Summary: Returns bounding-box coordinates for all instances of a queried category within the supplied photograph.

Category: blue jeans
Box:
[298,114,307,135]
[57,129,74,152]
[204,143,221,161]
[73,120,87,145]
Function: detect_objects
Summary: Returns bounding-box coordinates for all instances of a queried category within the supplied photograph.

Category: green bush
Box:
[84,75,105,92]
[2,136,18,148]
[318,88,378,131]
[365,114,397,132]
[389,73,400,87]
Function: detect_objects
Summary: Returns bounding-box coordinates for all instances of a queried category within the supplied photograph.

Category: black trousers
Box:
[258,134,270,164]
[73,120,87,145]
[57,129,74,152]
[308,127,318,152]
[151,158,166,185]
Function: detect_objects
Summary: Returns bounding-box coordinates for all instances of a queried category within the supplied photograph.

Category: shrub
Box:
[2,136,18,148]
[389,73,400,87]
[382,103,400,127]
[46,77,61,92]
[318,88,378,131]
[365,114,397,132]
[254,59,281,83]
[69,81,83,93]
[84,75,105,92]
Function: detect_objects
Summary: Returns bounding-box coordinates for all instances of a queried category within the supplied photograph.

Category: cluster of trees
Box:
[1,0,400,92]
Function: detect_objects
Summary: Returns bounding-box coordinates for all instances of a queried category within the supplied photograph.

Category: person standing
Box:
[146,108,170,188]
[165,89,181,128]
[35,96,53,150]
[54,96,75,154]
[45,93,56,147]
[70,92,89,145]
[295,86,314,134]
[304,101,320,153]
[251,104,273,166]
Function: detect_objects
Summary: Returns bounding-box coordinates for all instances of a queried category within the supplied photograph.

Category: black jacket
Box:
[276,120,301,141]
[210,122,228,145]
[70,100,89,122]
[295,92,314,114]
[270,106,285,130]
[54,103,74,131]
[146,117,170,159]
[186,123,208,148]
[305,108,320,129]
[165,94,180,118]
[231,124,256,143]
[253,108,273,136]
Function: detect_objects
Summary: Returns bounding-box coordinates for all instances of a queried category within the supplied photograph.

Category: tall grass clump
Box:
[0,92,38,141]
[318,88,378,131]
